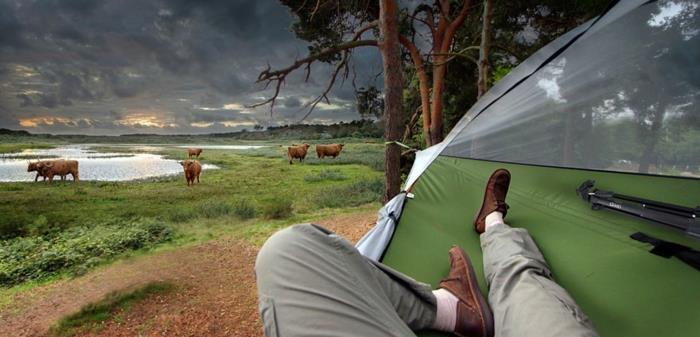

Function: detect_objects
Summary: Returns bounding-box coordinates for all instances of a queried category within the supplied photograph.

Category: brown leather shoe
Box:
[473,169,511,234]
[438,246,494,337]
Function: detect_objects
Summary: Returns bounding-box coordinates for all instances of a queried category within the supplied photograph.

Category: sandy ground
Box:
[0,211,376,337]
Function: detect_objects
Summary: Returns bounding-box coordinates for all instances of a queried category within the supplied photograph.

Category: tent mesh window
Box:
[443,0,700,179]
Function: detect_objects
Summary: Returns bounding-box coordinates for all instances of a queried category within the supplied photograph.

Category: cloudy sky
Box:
[0,0,383,135]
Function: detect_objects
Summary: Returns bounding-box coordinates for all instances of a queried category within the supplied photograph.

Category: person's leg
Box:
[255,223,436,337]
[473,169,599,337]
[481,220,599,337]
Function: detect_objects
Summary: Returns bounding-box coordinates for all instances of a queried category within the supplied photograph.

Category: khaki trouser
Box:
[255,223,599,337]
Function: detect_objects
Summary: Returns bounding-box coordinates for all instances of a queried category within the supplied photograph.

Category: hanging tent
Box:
[357,0,700,336]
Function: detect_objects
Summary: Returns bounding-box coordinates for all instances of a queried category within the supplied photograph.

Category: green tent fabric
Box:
[381,156,700,337]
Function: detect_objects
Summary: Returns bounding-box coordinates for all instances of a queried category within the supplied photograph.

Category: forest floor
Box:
[0,211,375,337]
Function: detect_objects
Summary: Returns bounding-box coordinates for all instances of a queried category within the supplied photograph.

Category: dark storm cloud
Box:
[0,1,23,48]
[0,0,380,134]
[282,96,301,108]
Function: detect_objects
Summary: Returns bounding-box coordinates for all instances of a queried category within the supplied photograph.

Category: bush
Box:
[314,178,384,208]
[303,169,347,182]
[0,218,172,287]
[198,200,233,218]
[25,215,50,236]
[233,199,256,219]
[261,198,293,219]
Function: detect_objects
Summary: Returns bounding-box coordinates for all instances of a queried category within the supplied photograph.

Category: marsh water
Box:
[0,144,263,182]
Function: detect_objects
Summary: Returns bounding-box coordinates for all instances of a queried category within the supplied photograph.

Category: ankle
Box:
[484,211,504,232]
[431,288,458,332]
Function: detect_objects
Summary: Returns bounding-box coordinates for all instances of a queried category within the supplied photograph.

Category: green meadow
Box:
[0,139,384,291]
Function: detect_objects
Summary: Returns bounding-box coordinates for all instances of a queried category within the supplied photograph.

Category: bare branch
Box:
[310,0,322,21]
[351,20,379,41]
[297,48,352,122]
[431,45,480,66]
[249,19,380,117]
[249,39,378,113]
[411,4,436,37]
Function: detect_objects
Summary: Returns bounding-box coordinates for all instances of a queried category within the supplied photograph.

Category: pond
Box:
[0,145,222,182]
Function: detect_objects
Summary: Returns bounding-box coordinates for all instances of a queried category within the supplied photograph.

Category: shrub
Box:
[25,215,50,236]
[261,198,293,219]
[303,169,347,182]
[198,200,233,218]
[0,218,172,287]
[233,199,256,219]
[314,178,384,208]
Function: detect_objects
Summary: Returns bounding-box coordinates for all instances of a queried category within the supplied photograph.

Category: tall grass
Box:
[313,177,384,208]
[303,169,347,182]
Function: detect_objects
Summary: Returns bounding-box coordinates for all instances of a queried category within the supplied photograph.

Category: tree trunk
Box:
[430,61,446,145]
[477,0,493,99]
[379,0,402,201]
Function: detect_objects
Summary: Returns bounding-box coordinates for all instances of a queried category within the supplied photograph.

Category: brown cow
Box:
[187,148,203,158]
[287,143,310,164]
[316,143,345,159]
[27,160,56,182]
[42,159,79,183]
[179,160,202,186]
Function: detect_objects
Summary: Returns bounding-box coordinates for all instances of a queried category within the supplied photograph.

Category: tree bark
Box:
[379,0,402,201]
[477,0,493,99]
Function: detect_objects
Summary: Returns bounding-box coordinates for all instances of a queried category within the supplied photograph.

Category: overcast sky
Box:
[0,0,383,135]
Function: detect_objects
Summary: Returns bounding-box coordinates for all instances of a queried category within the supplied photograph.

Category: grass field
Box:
[0,139,385,290]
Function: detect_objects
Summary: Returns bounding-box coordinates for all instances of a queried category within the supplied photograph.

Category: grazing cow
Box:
[187,148,203,158]
[287,143,311,164]
[42,159,79,183]
[179,160,202,186]
[316,143,345,159]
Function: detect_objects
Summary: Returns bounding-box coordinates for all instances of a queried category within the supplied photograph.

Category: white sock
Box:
[431,288,458,332]
[485,211,505,232]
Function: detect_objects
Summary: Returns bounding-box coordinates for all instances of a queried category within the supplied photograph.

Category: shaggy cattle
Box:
[316,143,345,159]
[42,159,79,183]
[179,160,202,186]
[187,148,203,158]
[287,143,311,164]
[27,160,55,182]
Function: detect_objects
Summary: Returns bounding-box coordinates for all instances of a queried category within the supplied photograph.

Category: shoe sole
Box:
[453,246,495,337]
[472,169,510,234]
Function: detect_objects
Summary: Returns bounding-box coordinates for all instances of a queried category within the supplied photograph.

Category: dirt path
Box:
[0,211,376,337]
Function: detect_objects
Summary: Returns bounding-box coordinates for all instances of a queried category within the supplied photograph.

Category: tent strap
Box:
[631,232,700,271]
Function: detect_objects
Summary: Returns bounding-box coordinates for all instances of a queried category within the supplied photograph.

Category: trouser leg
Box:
[255,224,437,337]
[481,223,599,337]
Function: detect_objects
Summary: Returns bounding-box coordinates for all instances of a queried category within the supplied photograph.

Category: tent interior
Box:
[373,0,700,336]
[381,157,700,337]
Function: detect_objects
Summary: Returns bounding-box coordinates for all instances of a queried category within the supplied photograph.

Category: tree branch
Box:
[431,46,480,66]
[412,4,436,38]
[399,35,432,143]
[310,0,322,21]
[249,39,378,112]
[297,48,352,122]
[442,0,473,53]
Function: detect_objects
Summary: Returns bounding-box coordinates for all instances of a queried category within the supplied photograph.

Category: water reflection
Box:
[0,145,219,182]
